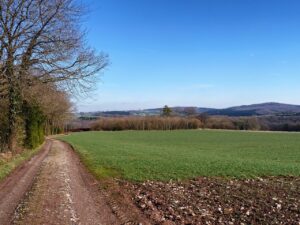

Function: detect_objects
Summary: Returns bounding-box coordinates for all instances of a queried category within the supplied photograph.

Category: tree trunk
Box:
[7,90,18,151]
[6,61,20,152]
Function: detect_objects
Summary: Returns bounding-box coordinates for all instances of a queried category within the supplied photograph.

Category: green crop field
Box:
[59,130,300,181]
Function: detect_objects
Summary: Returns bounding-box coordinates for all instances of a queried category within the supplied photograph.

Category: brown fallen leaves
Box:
[123,177,300,224]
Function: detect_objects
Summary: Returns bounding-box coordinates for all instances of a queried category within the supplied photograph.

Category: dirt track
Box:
[0,140,123,225]
[0,140,51,224]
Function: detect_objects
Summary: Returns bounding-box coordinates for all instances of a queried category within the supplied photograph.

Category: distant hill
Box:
[78,102,300,118]
[205,102,300,116]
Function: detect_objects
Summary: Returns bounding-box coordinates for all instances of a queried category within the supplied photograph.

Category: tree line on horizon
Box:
[76,104,300,132]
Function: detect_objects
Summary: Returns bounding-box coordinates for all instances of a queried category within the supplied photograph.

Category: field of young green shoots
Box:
[60,130,300,181]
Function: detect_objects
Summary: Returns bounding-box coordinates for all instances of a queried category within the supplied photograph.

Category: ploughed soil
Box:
[123,177,300,225]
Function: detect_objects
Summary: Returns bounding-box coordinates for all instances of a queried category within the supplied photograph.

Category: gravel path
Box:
[0,140,120,225]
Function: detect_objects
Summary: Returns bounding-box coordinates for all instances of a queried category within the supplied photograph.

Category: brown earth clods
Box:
[124,177,300,225]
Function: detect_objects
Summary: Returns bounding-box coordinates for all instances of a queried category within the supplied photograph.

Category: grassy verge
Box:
[0,145,43,182]
[59,130,300,181]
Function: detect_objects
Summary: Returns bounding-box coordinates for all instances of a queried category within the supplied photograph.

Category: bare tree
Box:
[23,82,74,134]
[0,0,108,150]
[197,113,209,128]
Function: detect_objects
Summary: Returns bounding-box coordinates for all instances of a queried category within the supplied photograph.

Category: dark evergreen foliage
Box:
[22,102,45,149]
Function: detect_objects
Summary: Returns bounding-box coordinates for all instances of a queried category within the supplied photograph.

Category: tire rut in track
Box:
[0,140,51,225]
[11,140,120,225]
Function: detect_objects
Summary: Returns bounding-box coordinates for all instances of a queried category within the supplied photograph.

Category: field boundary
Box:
[59,139,152,224]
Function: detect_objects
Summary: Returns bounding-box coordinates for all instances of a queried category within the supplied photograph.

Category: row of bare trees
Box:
[88,115,265,132]
[0,0,107,152]
[92,116,202,131]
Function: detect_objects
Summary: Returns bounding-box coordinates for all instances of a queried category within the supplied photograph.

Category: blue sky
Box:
[77,0,300,111]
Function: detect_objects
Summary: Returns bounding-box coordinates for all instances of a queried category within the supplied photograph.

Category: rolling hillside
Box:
[205,102,300,116]
[79,102,300,117]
